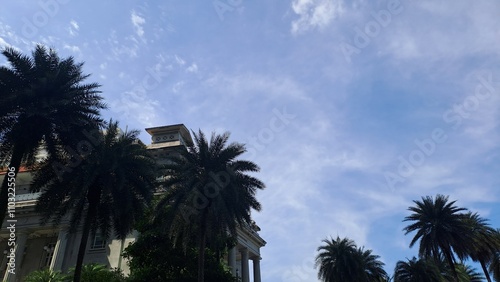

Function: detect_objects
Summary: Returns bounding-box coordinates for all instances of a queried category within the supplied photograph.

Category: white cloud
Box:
[186,63,198,73]
[70,20,79,30]
[131,10,146,37]
[63,44,81,54]
[291,0,344,34]
[69,20,79,36]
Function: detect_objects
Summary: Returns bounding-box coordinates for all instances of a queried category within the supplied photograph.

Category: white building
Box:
[0,124,265,282]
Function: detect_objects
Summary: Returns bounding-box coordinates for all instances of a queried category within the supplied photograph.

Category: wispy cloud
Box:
[69,20,79,36]
[174,55,185,66]
[131,10,146,38]
[186,63,198,73]
[380,2,500,61]
[0,21,28,51]
[291,0,344,34]
[63,44,81,54]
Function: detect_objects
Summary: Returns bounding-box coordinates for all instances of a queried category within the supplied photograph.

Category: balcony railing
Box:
[16,192,41,202]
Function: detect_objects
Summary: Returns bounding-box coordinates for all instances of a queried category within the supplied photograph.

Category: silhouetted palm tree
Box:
[32,121,158,282]
[453,263,483,282]
[403,194,470,282]
[490,251,500,282]
[461,212,499,282]
[393,257,442,282]
[157,130,265,282]
[315,236,388,282]
[360,247,389,281]
[0,45,105,224]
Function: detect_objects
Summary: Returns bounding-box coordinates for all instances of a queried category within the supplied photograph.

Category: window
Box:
[90,232,106,250]
[42,243,55,268]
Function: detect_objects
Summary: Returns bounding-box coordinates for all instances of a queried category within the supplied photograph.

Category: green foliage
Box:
[123,208,236,282]
[24,268,69,282]
[67,263,126,282]
[25,264,125,282]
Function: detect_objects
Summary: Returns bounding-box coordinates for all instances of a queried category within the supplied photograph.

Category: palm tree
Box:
[359,247,389,281]
[461,212,499,282]
[157,130,265,282]
[453,263,484,282]
[403,195,470,282]
[68,263,126,282]
[393,257,442,282]
[490,251,500,282]
[0,45,105,224]
[315,236,388,282]
[24,268,69,282]
[31,121,158,282]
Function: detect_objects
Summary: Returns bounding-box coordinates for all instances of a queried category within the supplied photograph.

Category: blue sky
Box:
[2,0,500,280]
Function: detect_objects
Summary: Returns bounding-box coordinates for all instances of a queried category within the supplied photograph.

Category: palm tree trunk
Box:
[480,260,492,282]
[198,212,208,282]
[443,249,459,282]
[0,145,24,225]
[73,201,97,282]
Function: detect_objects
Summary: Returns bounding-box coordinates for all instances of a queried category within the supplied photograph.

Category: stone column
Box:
[240,248,249,282]
[228,247,236,276]
[50,230,68,271]
[253,257,261,282]
[4,232,27,282]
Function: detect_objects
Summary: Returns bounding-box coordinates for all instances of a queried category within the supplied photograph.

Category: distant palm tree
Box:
[0,45,105,224]
[393,257,442,282]
[403,195,470,282]
[315,236,388,282]
[32,121,158,282]
[157,130,265,282]
[461,212,499,282]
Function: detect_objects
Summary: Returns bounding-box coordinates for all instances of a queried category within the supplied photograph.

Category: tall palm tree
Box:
[403,195,470,282]
[0,45,105,224]
[315,236,388,282]
[31,121,158,282]
[461,212,499,282]
[157,130,265,282]
[393,257,442,282]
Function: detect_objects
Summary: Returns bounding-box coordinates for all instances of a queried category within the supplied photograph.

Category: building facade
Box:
[0,124,265,282]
